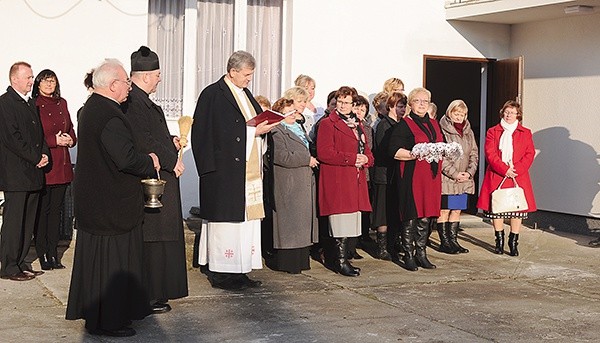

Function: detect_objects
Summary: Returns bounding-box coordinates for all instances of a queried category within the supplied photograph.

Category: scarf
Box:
[281,121,309,148]
[339,112,365,154]
[453,121,465,137]
[499,119,518,164]
[409,111,438,176]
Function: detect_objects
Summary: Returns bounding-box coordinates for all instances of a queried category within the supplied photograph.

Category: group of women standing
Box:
[260,74,537,277]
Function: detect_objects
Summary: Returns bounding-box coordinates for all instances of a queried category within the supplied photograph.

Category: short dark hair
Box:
[334,86,358,103]
[355,95,370,113]
[499,100,523,121]
[386,92,407,111]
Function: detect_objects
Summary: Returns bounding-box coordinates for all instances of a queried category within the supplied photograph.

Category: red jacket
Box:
[36,95,76,185]
[477,122,537,212]
[317,111,373,216]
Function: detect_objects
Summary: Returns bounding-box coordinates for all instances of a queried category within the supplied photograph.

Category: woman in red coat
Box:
[317,86,373,277]
[32,70,76,270]
[477,100,536,256]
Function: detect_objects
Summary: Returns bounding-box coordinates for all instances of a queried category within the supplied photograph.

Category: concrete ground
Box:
[1,214,599,343]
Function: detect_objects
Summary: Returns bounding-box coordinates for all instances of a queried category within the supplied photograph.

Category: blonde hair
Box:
[282,86,309,102]
[407,87,431,104]
[255,95,271,110]
[445,100,467,118]
[294,74,315,88]
[383,77,404,94]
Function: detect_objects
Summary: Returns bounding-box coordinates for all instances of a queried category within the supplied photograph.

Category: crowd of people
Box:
[0,49,538,337]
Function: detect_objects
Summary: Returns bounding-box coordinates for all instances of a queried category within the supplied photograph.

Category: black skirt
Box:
[66,225,151,331]
[267,247,311,274]
[371,184,388,228]
[143,238,189,302]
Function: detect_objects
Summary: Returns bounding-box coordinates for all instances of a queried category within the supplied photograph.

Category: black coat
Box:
[74,93,155,235]
[122,84,183,242]
[191,76,262,222]
[372,115,398,185]
[0,86,49,191]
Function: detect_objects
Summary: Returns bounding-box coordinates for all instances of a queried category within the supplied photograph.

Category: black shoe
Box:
[494,230,505,254]
[39,256,53,270]
[47,255,66,269]
[403,255,418,271]
[88,327,136,337]
[23,269,44,276]
[239,274,262,288]
[508,232,519,256]
[151,302,172,314]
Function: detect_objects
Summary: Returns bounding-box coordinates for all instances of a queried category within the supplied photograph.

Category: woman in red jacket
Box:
[32,69,76,270]
[477,100,536,256]
[317,86,373,277]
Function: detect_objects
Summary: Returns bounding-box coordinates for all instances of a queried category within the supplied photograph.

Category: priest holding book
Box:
[191,51,277,290]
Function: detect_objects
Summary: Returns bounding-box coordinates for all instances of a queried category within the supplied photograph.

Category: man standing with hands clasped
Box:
[192,51,278,290]
[0,62,49,281]
[122,46,188,314]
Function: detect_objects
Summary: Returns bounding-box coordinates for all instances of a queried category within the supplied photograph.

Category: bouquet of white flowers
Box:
[411,142,463,163]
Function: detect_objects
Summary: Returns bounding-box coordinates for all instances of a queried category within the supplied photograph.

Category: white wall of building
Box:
[512,12,600,217]
[0,0,148,133]
[285,0,510,103]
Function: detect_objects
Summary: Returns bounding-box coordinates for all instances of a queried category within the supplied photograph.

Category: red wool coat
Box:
[477,123,537,212]
[317,111,373,216]
[36,95,76,185]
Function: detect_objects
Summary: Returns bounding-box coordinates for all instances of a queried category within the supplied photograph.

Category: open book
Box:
[246,109,295,127]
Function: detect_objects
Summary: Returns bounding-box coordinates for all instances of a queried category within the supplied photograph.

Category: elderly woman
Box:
[387,87,442,271]
[267,98,319,274]
[371,92,407,260]
[32,69,76,270]
[477,100,536,256]
[438,100,478,254]
[283,87,310,135]
[317,86,373,277]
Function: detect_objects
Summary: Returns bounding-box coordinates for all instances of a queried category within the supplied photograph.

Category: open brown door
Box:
[487,56,523,127]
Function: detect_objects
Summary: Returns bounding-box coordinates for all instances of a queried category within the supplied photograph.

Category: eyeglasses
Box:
[503,110,518,115]
[412,99,430,105]
[114,78,132,86]
[337,100,353,106]
[41,79,57,84]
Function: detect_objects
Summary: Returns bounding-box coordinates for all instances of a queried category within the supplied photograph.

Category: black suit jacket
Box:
[0,86,49,191]
[122,83,183,241]
[191,76,262,222]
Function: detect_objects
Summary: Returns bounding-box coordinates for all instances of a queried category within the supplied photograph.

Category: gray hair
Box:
[407,87,431,104]
[227,51,255,72]
[92,58,124,88]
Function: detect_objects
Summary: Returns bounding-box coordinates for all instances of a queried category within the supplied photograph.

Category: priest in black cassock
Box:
[122,46,188,314]
[66,59,160,337]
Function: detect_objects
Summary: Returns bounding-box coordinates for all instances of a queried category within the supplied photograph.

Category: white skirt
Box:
[328,211,361,238]
[198,219,263,273]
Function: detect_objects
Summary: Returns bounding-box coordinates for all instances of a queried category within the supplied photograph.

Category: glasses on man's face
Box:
[412,99,430,105]
[114,78,132,86]
[41,78,57,84]
[337,100,353,106]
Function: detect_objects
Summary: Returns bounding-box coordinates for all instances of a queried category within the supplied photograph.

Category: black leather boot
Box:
[494,230,505,254]
[346,237,363,260]
[508,232,519,256]
[375,232,392,260]
[334,238,359,277]
[437,222,458,254]
[448,222,469,253]
[401,220,418,271]
[39,255,52,271]
[415,218,436,269]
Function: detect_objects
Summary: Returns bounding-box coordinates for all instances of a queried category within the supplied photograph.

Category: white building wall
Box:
[0,0,149,135]
[286,0,510,103]
[512,13,600,217]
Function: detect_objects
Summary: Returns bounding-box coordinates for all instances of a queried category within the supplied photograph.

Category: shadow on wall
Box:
[179,146,199,219]
[527,126,600,242]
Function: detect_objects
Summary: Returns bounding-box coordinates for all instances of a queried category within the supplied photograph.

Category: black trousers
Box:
[0,191,40,276]
[35,184,67,258]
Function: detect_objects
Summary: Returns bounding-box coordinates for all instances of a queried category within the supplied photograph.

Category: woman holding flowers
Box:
[387,87,443,271]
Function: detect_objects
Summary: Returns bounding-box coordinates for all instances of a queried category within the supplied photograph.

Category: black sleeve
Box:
[100,117,155,178]
[387,120,414,158]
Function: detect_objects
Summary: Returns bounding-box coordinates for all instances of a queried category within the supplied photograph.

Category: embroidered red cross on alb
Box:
[224,249,234,258]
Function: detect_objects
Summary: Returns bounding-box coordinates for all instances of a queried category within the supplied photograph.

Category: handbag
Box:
[491,177,529,213]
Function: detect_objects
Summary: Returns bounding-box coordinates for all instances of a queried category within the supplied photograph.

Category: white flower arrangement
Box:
[411,142,463,163]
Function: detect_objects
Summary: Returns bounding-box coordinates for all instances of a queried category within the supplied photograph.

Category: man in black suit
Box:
[122,46,188,314]
[0,62,49,281]
[191,51,277,290]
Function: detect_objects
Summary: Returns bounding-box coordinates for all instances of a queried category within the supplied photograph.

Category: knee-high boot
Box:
[437,222,458,254]
[415,218,436,269]
[333,238,359,277]
[448,222,469,253]
[376,232,392,260]
[508,232,519,256]
[494,230,505,254]
[401,220,418,271]
[346,236,363,260]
